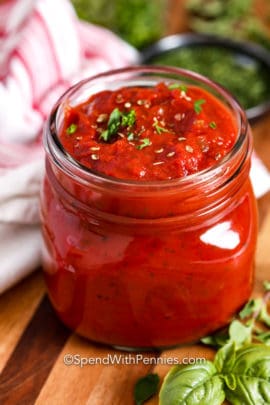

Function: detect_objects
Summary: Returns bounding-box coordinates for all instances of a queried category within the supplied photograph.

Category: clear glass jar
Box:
[41,66,258,350]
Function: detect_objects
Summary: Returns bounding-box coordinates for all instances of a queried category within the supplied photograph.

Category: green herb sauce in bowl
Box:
[141,34,270,122]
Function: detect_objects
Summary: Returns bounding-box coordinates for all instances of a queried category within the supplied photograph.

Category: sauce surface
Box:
[60,82,237,181]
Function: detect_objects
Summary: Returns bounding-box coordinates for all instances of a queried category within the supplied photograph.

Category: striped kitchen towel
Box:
[0,0,139,293]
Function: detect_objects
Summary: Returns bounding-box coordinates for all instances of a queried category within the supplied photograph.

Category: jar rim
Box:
[45,65,248,192]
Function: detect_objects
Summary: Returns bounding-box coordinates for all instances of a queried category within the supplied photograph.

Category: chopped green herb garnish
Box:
[66,123,78,135]
[194,99,206,114]
[168,83,187,92]
[153,121,170,135]
[121,109,136,127]
[100,108,121,141]
[137,138,151,150]
[209,121,217,129]
[127,133,135,141]
[99,129,109,141]
[100,108,136,142]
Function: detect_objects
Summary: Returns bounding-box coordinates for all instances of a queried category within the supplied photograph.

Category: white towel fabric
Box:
[0,0,269,294]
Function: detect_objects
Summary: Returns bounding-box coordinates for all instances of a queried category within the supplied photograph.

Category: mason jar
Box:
[40,66,257,350]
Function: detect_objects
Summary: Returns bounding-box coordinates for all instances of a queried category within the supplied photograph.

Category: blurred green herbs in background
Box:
[186,0,270,49]
[149,46,270,110]
[71,0,166,49]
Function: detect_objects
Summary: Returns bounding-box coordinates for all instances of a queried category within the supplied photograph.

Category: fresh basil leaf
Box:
[228,319,253,347]
[159,361,225,405]
[239,298,262,319]
[259,305,270,327]
[263,281,270,292]
[201,331,229,348]
[223,373,237,390]
[134,373,159,405]
[214,342,236,374]
[255,331,270,345]
[224,344,270,405]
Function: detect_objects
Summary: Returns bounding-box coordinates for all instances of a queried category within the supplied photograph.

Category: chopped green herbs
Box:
[99,108,136,142]
[66,123,78,135]
[168,83,187,92]
[153,121,170,134]
[194,99,206,114]
[100,108,122,141]
[137,138,151,150]
[209,121,217,129]
[127,132,135,141]
[121,109,136,127]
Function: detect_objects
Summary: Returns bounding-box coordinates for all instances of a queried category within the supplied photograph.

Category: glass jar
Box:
[41,66,258,350]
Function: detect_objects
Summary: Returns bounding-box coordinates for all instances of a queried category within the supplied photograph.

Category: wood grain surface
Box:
[1,1,270,404]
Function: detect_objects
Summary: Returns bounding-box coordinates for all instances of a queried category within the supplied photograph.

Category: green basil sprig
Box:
[201,281,270,349]
[134,281,270,405]
[159,343,270,405]
[159,361,225,405]
[134,373,159,405]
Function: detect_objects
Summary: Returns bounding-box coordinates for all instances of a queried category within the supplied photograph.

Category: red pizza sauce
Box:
[60,82,237,180]
[41,67,257,349]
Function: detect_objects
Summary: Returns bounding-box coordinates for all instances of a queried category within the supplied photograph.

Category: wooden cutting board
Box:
[0,117,269,405]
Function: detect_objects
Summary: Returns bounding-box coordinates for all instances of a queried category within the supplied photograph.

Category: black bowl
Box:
[140,33,270,123]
